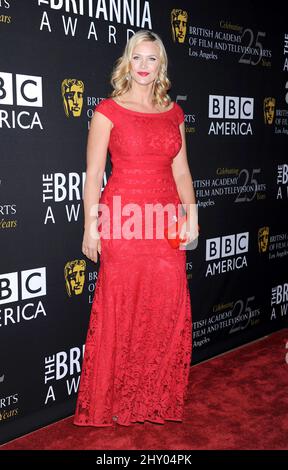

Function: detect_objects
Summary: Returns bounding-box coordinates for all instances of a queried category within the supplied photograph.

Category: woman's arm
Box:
[82,110,112,262]
[171,122,198,227]
[84,111,112,230]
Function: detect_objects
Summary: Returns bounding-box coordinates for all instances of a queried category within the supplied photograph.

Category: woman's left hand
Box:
[179,218,199,247]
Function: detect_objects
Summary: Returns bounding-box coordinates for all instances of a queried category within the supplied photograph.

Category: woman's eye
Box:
[149,57,156,61]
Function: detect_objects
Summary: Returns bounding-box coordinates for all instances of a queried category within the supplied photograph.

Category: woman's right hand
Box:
[82,229,101,263]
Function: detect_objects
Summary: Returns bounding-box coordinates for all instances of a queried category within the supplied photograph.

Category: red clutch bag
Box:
[164,215,200,249]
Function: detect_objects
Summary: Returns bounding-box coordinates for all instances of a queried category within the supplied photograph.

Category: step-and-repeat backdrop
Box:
[1,0,287,443]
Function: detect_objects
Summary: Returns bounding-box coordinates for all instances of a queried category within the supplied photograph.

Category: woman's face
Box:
[129,40,161,87]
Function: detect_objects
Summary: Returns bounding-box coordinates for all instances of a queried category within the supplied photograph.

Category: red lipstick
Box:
[137,72,149,76]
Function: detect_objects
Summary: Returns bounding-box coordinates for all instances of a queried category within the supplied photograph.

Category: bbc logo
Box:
[0,72,43,107]
[209,95,254,119]
[206,233,249,261]
[0,267,46,304]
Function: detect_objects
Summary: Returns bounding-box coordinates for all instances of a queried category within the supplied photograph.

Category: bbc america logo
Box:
[208,95,254,135]
[0,72,43,129]
[0,267,47,328]
[205,232,249,276]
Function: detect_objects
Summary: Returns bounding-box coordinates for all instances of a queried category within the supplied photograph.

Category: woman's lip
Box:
[137,72,150,76]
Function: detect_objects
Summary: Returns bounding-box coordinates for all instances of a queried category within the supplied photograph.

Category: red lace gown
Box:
[74,97,192,427]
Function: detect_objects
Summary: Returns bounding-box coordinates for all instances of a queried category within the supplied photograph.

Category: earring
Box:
[126,72,131,81]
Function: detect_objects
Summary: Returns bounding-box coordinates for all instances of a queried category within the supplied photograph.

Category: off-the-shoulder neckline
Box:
[109,98,176,115]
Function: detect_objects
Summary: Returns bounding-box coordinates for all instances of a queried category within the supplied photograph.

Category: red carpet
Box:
[1,328,288,450]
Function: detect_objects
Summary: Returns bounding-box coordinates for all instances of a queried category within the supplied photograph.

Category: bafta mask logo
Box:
[61,79,84,118]
[258,227,269,253]
[171,9,188,43]
[263,97,275,125]
[64,259,86,297]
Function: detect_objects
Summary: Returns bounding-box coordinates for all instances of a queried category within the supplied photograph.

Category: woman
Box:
[74,30,198,427]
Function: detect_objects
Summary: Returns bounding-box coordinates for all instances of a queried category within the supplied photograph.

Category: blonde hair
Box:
[109,30,171,108]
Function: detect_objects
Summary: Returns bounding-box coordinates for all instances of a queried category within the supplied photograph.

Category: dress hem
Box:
[73,416,184,428]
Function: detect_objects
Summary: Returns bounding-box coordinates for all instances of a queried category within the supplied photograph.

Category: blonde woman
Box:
[74,30,198,428]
